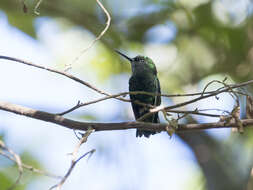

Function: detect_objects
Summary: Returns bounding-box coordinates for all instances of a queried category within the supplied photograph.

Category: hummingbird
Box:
[116,50,161,138]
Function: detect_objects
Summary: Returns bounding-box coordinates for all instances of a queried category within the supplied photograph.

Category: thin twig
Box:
[0,55,129,103]
[57,101,82,116]
[0,140,62,183]
[0,140,23,190]
[49,150,95,190]
[139,82,251,121]
[69,0,111,70]
[70,127,95,160]
[167,109,222,117]
[7,154,22,190]
[201,79,227,96]
[34,0,43,15]
[198,108,230,114]
[49,128,95,190]
[57,80,253,115]
[0,151,61,179]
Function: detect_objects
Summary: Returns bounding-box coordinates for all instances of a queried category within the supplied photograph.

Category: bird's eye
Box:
[134,57,144,62]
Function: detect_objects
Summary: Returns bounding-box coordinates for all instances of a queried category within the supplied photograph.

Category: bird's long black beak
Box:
[115,50,133,62]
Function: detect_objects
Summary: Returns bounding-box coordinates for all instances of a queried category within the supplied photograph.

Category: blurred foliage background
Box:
[1,0,253,189]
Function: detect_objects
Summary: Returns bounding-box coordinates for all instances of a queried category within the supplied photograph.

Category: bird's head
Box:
[115,50,157,75]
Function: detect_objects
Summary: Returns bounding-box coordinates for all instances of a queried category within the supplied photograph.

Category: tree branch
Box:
[1,100,253,133]
[2,55,253,118]
[1,55,253,133]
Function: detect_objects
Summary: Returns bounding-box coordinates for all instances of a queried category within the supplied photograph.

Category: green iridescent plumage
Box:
[116,51,161,138]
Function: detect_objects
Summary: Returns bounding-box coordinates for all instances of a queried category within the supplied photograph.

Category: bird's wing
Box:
[151,77,161,122]
[129,76,142,120]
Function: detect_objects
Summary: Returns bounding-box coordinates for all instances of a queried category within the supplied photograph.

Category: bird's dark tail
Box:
[136,113,159,138]
[136,130,156,138]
